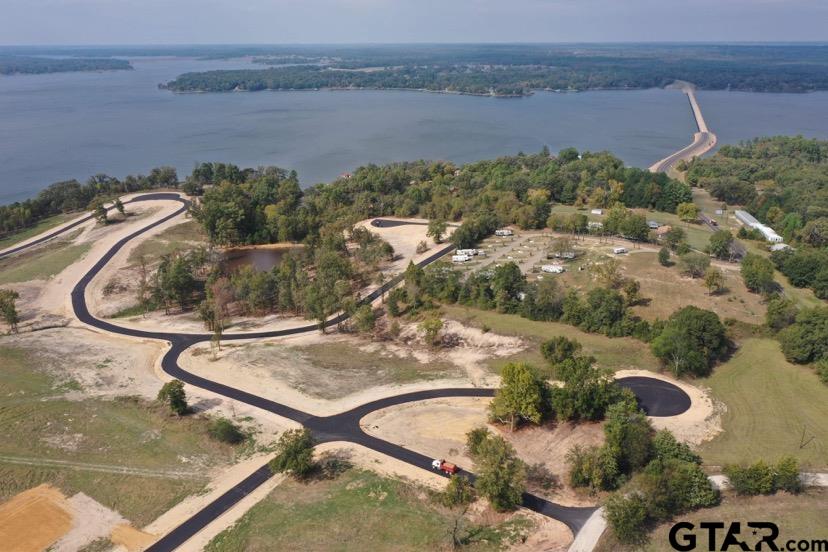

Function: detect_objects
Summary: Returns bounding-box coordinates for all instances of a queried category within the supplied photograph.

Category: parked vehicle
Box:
[541,264,565,274]
[432,459,459,475]
[613,247,628,254]
[452,254,471,263]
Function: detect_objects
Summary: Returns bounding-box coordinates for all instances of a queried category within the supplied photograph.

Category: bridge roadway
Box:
[4,194,692,550]
[650,83,718,174]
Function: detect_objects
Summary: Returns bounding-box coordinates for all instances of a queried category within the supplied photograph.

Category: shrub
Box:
[157,380,188,415]
[208,418,245,444]
[465,427,490,458]
[816,358,828,385]
[765,295,798,331]
[441,475,476,508]
[269,428,316,479]
[605,492,649,545]
[773,456,802,494]
[540,336,582,365]
[651,429,701,464]
[658,246,671,266]
[473,434,526,511]
[566,444,620,492]
[724,461,776,495]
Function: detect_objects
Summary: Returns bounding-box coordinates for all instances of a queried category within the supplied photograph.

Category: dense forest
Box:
[189,149,690,246]
[0,167,177,237]
[685,137,828,299]
[0,56,132,75]
[161,44,828,95]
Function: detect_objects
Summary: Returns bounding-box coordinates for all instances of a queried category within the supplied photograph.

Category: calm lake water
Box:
[1,56,827,204]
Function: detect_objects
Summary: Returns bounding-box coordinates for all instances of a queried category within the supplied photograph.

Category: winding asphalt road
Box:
[6,197,692,550]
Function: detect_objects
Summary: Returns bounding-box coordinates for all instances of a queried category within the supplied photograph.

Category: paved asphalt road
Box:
[9,195,692,550]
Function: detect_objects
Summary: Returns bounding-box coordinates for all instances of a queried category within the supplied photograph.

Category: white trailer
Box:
[495,229,513,237]
[452,254,471,263]
[541,264,566,274]
[456,248,477,256]
[613,247,628,254]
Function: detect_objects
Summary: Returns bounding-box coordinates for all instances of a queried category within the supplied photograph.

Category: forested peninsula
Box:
[161,44,828,96]
[0,56,133,75]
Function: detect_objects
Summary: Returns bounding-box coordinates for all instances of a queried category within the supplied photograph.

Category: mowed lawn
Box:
[205,468,532,552]
[441,304,658,374]
[0,345,237,525]
[597,489,828,552]
[0,234,90,284]
[699,339,828,470]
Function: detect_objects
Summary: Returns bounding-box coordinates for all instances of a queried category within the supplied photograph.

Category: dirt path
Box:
[0,455,206,480]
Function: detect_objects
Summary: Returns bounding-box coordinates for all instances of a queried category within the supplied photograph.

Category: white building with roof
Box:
[734,210,784,243]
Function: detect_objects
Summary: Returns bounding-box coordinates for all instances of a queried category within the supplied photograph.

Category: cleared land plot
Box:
[442,304,658,375]
[0,213,79,251]
[126,219,207,265]
[192,339,460,401]
[698,339,828,470]
[622,251,764,323]
[0,233,89,284]
[596,489,828,552]
[0,345,236,525]
[205,468,534,552]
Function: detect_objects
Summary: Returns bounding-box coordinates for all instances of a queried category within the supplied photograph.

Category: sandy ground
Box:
[617,369,723,446]
[354,216,456,276]
[0,327,165,400]
[0,483,142,552]
[178,316,523,417]
[362,397,602,507]
[3,198,184,333]
[0,485,72,552]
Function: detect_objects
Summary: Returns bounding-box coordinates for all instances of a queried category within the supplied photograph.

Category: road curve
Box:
[8,193,692,550]
[650,84,717,173]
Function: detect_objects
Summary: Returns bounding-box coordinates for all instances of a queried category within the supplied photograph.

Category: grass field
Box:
[698,338,828,470]
[596,489,828,552]
[0,345,237,525]
[441,304,658,375]
[127,219,207,265]
[0,234,90,284]
[205,468,533,552]
[0,213,79,251]
[296,342,459,387]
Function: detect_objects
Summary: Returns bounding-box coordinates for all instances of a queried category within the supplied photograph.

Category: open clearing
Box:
[362,396,603,507]
[204,468,547,552]
[596,488,828,552]
[0,233,90,285]
[698,338,828,470]
[442,304,658,375]
[0,342,237,527]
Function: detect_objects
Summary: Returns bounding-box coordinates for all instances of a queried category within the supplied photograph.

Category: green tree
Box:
[604,492,649,545]
[703,267,725,295]
[708,230,734,260]
[489,362,548,431]
[473,434,526,512]
[114,198,126,216]
[441,475,476,508]
[676,202,699,222]
[741,253,775,294]
[0,289,20,333]
[540,336,582,366]
[92,199,108,224]
[270,428,316,479]
[603,401,653,475]
[765,295,797,331]
[419,316,444,346]
[427,219,448,244]
[157,380,188,415]
[651,306,727,377]
[658,246,671,266]
[679,252,710,278]
[465,427,491,458]
[662,227,686,251]
[352,304,376,333]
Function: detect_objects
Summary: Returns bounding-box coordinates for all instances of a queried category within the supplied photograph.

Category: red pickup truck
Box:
[432,459,459,475]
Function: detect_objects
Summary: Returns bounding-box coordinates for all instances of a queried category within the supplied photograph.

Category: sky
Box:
[1,0,827,45]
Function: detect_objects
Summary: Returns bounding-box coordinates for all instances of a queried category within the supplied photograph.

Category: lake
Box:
[1,57,827,204]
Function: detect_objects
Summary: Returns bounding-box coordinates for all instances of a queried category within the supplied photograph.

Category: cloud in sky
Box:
[2,0,826,44]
